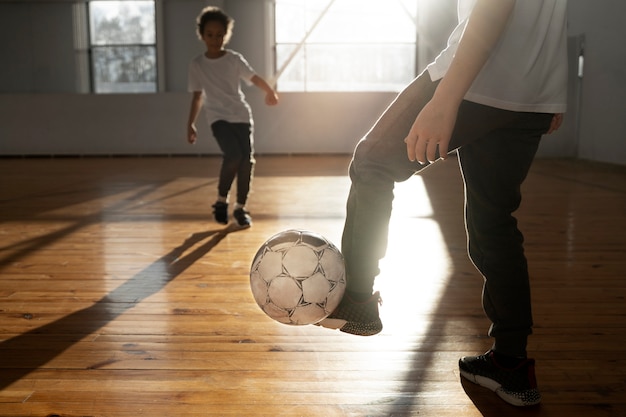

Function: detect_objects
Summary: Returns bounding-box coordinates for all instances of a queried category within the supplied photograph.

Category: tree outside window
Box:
[89,1,156,93]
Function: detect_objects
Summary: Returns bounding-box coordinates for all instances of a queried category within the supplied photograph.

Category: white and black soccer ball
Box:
[250,229,346,325]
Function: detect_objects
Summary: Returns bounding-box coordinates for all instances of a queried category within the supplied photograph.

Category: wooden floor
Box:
[1,155,625,417]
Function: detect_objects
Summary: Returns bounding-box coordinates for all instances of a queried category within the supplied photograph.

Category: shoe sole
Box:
[316,317,382,336]
[459,369,541,407]
[316,317,346,330]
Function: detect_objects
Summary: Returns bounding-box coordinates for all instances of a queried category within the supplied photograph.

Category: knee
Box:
[351,140,383,180]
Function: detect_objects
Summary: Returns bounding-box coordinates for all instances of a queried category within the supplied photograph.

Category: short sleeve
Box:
[187,59,202,92]
[233,52,256,86]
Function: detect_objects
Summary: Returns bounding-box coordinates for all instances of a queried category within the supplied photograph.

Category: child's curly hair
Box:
[196,6,234,44]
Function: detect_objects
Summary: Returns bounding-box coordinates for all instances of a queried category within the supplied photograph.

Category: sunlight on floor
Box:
[375,175,453,337]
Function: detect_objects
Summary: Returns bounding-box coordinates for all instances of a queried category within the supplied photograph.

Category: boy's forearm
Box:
[251,75,276,95]
[188,93,202,126]
[188,108,200,127]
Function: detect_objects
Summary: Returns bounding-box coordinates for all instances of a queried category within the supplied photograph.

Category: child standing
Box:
[187,6,278,227]
[317,0,568,407]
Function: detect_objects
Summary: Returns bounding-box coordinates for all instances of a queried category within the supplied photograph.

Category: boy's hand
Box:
[265,91,279,106]
[187,124,197,144]
[546,113,563,134]
[404,98,458,165]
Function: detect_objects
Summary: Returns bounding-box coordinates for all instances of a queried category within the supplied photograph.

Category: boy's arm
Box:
[405,0,516,164]
[251,75,279,106]
[187,91,203,144]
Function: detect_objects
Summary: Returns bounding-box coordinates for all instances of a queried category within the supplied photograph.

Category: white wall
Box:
[0,90,394,156]
[1,0,625,165]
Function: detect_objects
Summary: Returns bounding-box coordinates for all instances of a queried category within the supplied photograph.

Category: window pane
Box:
[275,0,332,43]
[307,0,417,43]
[88,1,156,93]
[92,45,156,93]
[275,45,306,91]
[89,1,155,45]
[275,0,418,92]
[307,44,415,92]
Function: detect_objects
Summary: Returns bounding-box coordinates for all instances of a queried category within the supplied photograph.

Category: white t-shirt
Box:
[427,0,568,113]
[188,50,256,125]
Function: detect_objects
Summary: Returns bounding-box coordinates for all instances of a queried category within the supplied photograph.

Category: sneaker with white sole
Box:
[233,207,252,228]
[317,291,382,336]
[459,350,542,407]
[212,202,228,224]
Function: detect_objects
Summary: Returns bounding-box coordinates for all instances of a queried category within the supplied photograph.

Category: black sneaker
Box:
[212,202,228,224]
[317,291,382,336]
[233,207,252,228]
[459,350,542,407]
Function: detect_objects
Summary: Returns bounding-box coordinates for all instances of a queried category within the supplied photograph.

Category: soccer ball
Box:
[250,229,346,325]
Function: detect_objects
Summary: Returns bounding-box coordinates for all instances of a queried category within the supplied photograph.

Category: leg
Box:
[457,114,551,408]
[319,72,439,334]
[457,113,552,357]
[232,123,255,206]
[341,72,438,294]
[231,123,255,227]
[211,120,246,200]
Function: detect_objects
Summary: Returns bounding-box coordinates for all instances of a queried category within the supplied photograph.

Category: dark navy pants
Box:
[211,120,255,206]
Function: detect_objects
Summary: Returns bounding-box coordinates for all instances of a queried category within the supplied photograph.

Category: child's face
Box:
[201,20,227,56]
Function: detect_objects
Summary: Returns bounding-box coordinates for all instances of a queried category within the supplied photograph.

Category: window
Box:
[88,1,157,93]
[274,0,418,92]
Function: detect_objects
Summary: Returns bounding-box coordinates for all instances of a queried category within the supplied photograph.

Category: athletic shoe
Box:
[233,208,252,228]
[317,291,382,336]
[459,350,542,407]
[212,202,228,224]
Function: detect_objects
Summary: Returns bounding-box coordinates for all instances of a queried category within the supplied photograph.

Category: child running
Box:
[187,6,279,227]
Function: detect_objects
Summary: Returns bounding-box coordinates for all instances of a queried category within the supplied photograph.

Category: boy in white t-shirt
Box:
[187,7,278,227]
[318,0,568,407]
